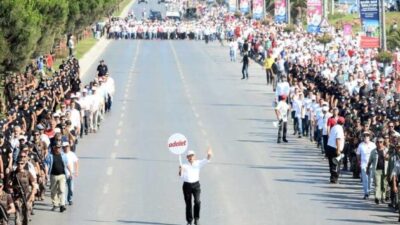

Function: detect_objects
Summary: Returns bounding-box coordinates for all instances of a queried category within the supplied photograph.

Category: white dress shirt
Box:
[181,159,209,183]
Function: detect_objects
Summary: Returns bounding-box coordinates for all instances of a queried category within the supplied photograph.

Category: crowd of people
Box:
[0,55,115,224]
[222,10,400,223]
[104,5,231,43]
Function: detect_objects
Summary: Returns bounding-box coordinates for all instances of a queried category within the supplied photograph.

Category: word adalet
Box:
[168,140,187,148]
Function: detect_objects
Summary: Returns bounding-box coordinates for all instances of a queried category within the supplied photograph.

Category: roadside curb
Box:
[79,0,136,83]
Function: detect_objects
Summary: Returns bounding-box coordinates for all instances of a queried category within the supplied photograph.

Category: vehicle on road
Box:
[148,10,163,21]
[166,4,181,20]
[138,0,148,4]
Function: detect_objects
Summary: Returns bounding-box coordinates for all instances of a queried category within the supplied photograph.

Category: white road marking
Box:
[121,106,126,111]
[195,113,200,118]
[111,152,117,159]
[124,93,128,98]
[118,121,123,127]
[114,139,120,147]
[197,121,203,127]
[191,105,196,113]
[201,129,208,136]
[116,129,122,136]
[103,184,109,194]
[120,113,125,118]
[106,167,113,176]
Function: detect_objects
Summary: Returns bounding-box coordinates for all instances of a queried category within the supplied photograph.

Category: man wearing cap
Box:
[357,131,377,199]
[178,148,212,225]
[44,144,72,213]
[326,117,345,183]
[367,137,389,204]
[275,95,290,143]
[97,60,108,78]
[12,157,37,225]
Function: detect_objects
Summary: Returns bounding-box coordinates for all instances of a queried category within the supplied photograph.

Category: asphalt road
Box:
[29,5,399,225]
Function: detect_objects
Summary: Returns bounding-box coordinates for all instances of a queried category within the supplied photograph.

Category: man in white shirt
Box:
[357,131,376,199]
[179,148,212,225]
[62,142,79,205]
[326,117,345,183]
[275,95,290,143]
[292,92,304,138]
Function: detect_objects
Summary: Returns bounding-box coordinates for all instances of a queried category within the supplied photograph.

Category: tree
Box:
[33,0,69,57]
[0,0,42,71]
[387,30,400,50]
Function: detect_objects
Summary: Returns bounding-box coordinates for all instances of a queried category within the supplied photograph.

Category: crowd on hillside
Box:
[0,55,115,223]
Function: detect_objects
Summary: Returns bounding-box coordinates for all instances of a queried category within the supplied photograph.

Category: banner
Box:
[229,0,237,12]
[240,0,250,13]
[343,23,352,36]
[359,0,380,48]
[253,0,264,19]
[306,0,323,33]
[274,0,287,23]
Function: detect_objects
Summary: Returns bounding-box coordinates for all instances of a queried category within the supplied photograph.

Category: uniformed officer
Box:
[0,179,15,225]
[12,158,37,225]
[178,148,212,225]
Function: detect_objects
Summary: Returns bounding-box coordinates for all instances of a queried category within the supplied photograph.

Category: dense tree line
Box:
[0,0,123,73]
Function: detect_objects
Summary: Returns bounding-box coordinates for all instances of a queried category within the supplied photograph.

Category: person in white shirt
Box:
[326,117,345,183]
[357,131,377,199]
[292,92,304,138]
[62,142,79,205]
[275,75,290,100]
[321,104,332,155]
[179,148,212,225]
[275,95,290,143]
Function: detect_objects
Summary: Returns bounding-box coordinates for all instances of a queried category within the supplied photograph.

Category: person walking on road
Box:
[275,95,290,143]
[326,117,345,184]
[179,148,212,225]
[263,54,274,86]
[367,137,388,204]
[241,53,249,80]
[62,142,79,206]
[44,144,72,213]
[357,131,376,199]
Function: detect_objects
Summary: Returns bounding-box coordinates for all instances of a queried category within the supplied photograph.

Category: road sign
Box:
[168,133,188,155]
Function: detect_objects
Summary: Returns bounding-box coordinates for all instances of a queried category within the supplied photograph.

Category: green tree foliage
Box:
[387,30,400,50]
[0,0,124,73]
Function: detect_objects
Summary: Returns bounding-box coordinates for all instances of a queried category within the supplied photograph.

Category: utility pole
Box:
[323,0,328,18]
[380,0,387,50]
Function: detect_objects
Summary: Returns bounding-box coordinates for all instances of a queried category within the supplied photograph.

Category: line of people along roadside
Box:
[227,15,400,222]
[0,57,114,224]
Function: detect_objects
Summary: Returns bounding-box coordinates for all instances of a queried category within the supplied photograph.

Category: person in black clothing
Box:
[241,53,249,80]
[19,99,35,136]
[97,60,108,78]
[242,39,249,55]
[0,134,10,183]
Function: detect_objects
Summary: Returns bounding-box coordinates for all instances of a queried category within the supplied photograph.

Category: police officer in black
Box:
[96,60,108,78]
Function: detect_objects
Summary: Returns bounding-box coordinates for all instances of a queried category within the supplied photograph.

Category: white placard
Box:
[168,133,188,155]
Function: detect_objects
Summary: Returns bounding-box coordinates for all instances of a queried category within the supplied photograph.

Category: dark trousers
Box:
[302,116,309,136]
[265,69,273,85]
[242,64,248,79]
[326,146,340,182]
[322,135,328,155]
[183,182,201,223]
[278,121,287,141]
